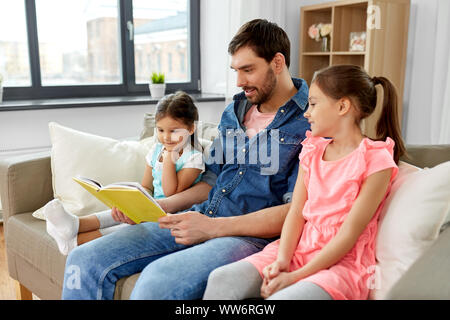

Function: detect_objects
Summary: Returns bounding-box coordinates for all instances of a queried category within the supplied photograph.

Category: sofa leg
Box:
[16,281,33,300]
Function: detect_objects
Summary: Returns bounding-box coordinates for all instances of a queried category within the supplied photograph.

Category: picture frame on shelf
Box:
[349,31,366,52]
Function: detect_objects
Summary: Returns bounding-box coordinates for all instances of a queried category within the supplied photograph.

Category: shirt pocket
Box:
[266,129,302,174]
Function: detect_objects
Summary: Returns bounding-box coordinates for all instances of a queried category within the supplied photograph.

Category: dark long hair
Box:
[155,91,201,151]
[312,65,405,163]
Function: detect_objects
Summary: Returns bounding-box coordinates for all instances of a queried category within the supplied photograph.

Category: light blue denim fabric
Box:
[193,78,310,228]
[62,222,265,299]
[62,78,310,300]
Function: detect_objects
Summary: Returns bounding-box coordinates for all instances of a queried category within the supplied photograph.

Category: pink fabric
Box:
[244,130,398,300]
[243,105,276,138]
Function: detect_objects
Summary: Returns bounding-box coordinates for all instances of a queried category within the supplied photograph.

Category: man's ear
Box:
[338,97,352,115]
[271,53,286,74]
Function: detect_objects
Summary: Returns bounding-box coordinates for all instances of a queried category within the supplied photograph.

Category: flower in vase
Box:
[320,24,332,37]
[308,24,320,41]
[308,23,332,42]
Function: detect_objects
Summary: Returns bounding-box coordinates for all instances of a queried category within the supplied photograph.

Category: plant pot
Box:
[149,83,166,99]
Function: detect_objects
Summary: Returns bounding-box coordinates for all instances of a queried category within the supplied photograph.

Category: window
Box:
[36,0,121,86]
[3,0,200,100]
[0,1,32,87]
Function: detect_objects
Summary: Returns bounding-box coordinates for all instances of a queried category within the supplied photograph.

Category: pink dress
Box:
[244,131,398,300]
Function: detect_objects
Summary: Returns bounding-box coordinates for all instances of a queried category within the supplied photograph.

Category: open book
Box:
[73,176,166,224]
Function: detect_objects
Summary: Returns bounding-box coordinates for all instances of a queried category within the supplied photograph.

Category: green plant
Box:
[151,72,165,84]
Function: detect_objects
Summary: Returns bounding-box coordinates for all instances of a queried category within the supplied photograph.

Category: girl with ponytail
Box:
[204,65,402,300]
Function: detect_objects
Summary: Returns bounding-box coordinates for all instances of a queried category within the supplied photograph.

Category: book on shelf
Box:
[73,176,166,224]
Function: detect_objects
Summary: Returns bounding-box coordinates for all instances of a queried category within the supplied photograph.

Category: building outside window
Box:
[0,0,200,101]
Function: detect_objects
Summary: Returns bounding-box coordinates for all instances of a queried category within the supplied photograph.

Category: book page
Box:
[104,181,165,213]
[74,176,102,189]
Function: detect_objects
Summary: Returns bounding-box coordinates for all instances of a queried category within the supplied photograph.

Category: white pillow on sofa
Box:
[369,161,450,299]
[33,122,151,219]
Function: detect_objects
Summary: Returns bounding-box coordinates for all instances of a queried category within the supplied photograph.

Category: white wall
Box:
[0,100,224,159]
[202,0,447,144]
[0,0,445,160]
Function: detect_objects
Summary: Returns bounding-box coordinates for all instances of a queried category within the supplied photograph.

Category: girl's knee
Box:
[207,265,231,285]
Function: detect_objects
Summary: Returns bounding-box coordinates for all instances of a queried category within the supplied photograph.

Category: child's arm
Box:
[141,164,154,194]
[263,166,307,279]
[161,150,202,197]
[263,168,393,297]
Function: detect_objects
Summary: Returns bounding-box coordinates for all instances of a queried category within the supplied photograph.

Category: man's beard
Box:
[244,67,277,105]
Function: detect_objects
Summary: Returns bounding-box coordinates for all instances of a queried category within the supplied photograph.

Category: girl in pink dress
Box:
[203,65,406,300]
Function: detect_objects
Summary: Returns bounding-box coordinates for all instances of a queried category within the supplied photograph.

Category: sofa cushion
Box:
[370,160,450,299]
[6,213,67,288]
[6,212,139,299]
[114,273,140,299]
[33,122,151,219]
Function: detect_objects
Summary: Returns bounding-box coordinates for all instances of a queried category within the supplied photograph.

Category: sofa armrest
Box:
[402,144,450,168]
[385,227,450,299]
[0,152,53,225]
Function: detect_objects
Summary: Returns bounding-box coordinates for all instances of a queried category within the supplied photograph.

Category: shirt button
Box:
[239,171,243,175]
[208,210,213,215]
[242,148,246,152]
[280,138,285,142]
[280,109,285,113]
[222,189,226,193]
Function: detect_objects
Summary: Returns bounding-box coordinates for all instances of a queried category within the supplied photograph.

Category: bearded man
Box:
[62,18,310,300]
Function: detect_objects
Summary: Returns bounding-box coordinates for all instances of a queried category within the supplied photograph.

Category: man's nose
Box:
[236,72,247,88]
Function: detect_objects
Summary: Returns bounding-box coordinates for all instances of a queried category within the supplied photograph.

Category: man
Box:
[62,19,310,300]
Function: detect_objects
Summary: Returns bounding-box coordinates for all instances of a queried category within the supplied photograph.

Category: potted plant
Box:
[149,72,166,99]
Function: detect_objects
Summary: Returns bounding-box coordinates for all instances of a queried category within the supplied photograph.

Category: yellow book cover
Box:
[73,176,166,224]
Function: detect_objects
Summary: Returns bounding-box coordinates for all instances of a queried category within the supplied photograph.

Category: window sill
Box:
[0,93,225,112]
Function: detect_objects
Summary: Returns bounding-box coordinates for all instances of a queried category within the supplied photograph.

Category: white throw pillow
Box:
[369,161,450,299]
[33,122,151,219]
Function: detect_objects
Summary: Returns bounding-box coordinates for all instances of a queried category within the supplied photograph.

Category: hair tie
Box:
[372,76,381,85]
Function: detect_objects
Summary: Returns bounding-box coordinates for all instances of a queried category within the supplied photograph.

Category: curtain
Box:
[436,0,450,144]
[224,0,287,104]
[404,0,450,144]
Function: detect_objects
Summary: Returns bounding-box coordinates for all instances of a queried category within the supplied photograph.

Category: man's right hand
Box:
[111,207,136,225]
[158,211,217,245]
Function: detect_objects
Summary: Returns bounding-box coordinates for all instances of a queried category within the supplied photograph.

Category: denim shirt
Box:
[190,78,310,246]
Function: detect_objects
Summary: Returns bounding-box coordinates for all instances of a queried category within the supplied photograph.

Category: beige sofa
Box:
[1,144,450,300]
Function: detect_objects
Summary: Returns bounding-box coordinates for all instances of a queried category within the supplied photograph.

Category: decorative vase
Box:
[149,83,166,99]
[321,36,329,52]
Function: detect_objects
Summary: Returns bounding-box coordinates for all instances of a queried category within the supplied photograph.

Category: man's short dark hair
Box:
[228,19,291,68]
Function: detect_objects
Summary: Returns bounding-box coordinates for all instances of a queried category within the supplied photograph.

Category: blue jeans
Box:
[62,222,266,300]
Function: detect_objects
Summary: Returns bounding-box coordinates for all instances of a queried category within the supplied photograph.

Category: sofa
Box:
[1,121,449,300]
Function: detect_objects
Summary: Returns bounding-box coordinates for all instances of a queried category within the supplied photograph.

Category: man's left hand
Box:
[158,211,215,245]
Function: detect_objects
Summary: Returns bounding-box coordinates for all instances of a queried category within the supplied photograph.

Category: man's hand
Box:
[158,211,215,245]
[111,207,136,225]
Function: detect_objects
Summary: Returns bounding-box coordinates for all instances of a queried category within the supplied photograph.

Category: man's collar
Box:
[232,77,309,111]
